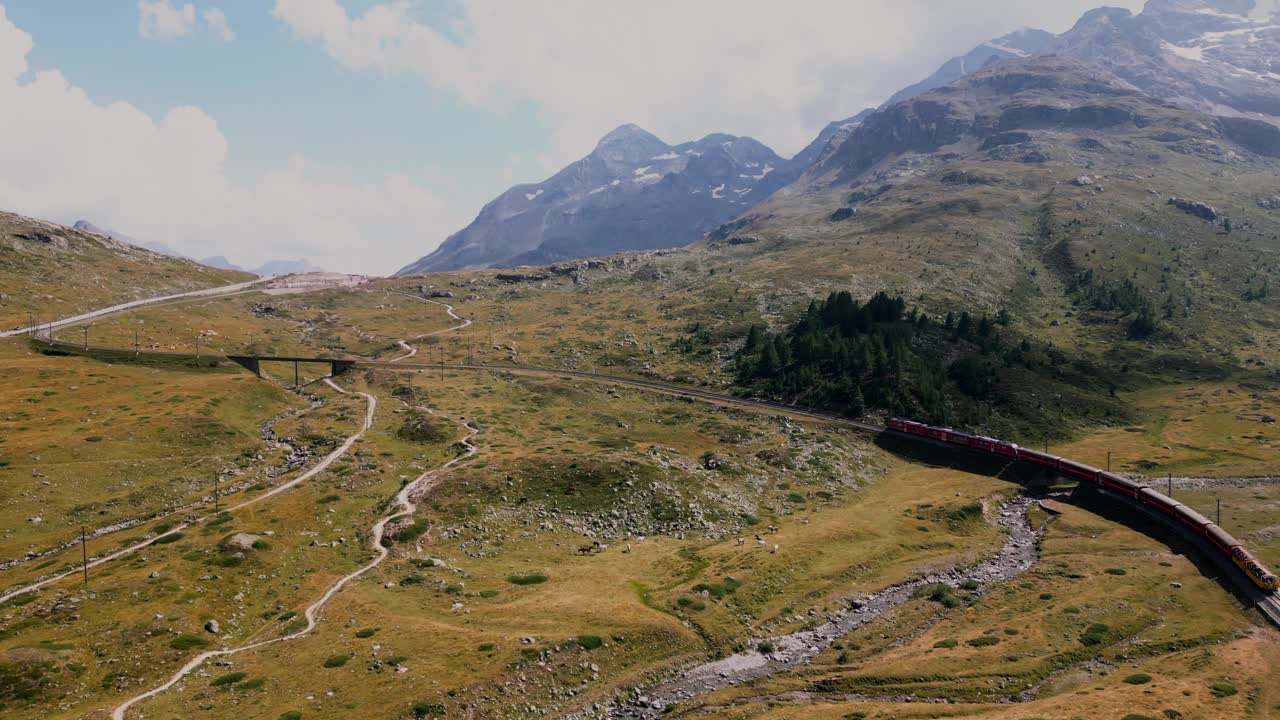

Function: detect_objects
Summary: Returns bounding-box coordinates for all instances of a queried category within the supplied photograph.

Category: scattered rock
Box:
[1071,175,1094,187]
[205,620,221,633]
[1258,196,1280,210]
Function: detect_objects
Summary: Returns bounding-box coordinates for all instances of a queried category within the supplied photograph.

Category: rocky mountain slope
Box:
[1053,0,1280,123]
[0,211,253,329]
[885,28,1057,106]
[397,125,817,274]
[700,53,1280,370]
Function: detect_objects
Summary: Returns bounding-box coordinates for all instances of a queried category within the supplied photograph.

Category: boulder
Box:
[205,619,221,633]
[224,532,261,551]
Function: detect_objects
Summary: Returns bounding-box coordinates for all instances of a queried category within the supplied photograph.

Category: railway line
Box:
[14,299,1280,626]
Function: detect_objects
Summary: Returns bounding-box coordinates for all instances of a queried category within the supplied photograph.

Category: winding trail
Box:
[590,497,1044,719]
[109,381,477,720]
[0,384,375,605]
[106,296,479,719]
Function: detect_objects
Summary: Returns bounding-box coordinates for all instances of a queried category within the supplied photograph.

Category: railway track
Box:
[18,323,1280,626]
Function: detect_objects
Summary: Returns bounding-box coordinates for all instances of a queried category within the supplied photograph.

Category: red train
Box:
[886,418,1280,592]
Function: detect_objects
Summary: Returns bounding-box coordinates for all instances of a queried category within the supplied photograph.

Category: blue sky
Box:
[5,1,543,202]
[0,0,1144,274]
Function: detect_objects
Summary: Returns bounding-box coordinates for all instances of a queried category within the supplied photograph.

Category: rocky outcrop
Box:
[1167,197,1218,220]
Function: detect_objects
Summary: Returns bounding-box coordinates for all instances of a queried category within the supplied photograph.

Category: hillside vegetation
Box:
[0,211,252,329]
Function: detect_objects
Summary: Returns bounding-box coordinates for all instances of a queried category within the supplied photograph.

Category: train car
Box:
[1204,524,1238,555]
[1018,448,1060,469]
[1231,546,1280,591]
[1097,471,1141,498]
[1060,460,1101,482]
[885,418,1279,594]
[1171,503,1214,537]
[992,440,1019,458]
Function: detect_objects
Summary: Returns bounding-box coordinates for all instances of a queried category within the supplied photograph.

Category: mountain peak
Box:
[596,124,665,149]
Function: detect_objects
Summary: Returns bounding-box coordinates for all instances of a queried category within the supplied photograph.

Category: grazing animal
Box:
[577,545,594,556]
[736,537,745,546]
[771,544,779,554]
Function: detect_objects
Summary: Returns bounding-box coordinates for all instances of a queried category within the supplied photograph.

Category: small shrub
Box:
[1039,592,1054,600]
[277,611,297,622]
[1163,710,1183,719]
[400,574,426,586]
[251,539,272,550]
[959,579,980,591]
[508,573,548,586]
[479,590,499,598]
[1104,568,1128,576]
[211,672,246,687]
[354,628,378,638]
[966,636,1000,647]
[1080,623,1110,646]
[1124,673,1152,685]
[278,713,302,720]
[444,584,464,595]
[153,533,184,545]
[1121,716,1156,720]
[169,634,208,651]
[933,639,958,649]
[238,677,265,690]
[322,654,349,668]
[478,643,496,652]
[1004,628,1020,635]
[576,635,603,650]
[318,494,340,504]
[411,702,445,717]
[1209,682,1237,698]
[913,582,962,609]
[756,640,775,654]
[386,656,408,666]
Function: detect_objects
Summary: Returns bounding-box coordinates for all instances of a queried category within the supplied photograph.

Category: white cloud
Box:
[203,7,235,42]
[0,5,459,274]
[272,0,1144,168]
[137,0,195,41]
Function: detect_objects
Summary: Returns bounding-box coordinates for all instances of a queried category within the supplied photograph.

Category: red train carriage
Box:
[1018,448,1060,469]
[1061,460,1101,483]
[1097,471,1141,498]
[883,417,1279,594]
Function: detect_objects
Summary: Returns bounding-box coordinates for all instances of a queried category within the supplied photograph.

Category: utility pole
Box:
[134,328,140,358]
[1216,496,1221,525]
[81,526,88,584]
[83,326,88,350]
[1106,450,1112,473]
[195,335,200,359]
[294,360,299,388]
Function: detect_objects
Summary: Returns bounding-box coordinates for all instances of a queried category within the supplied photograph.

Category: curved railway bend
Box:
[20,322,1280,627]
[7,283,1279,718]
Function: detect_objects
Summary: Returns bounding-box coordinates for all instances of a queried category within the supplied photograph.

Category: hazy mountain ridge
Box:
[396,124,834,274]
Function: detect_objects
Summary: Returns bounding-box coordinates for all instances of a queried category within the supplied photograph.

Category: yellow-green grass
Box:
[680,500,1273,720]
[1057,381,1280,479]
[0,338,303,561]
[0,373,460,718]
[52,285,459,360]
[121,369,1023,720]
[0,211,252,330]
